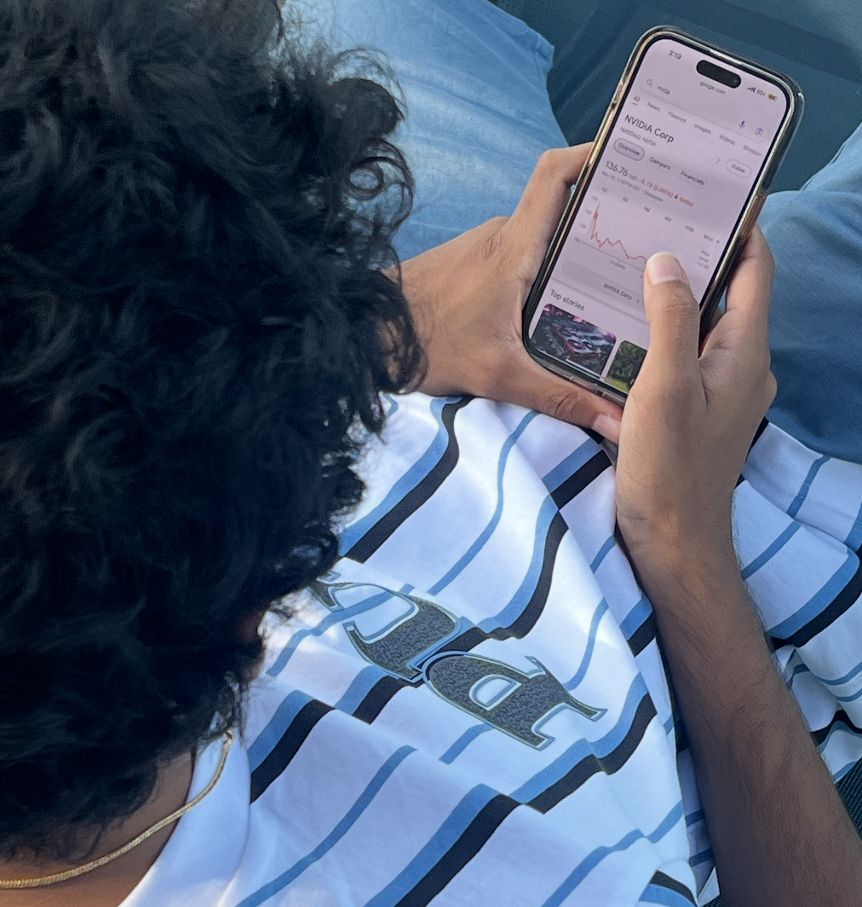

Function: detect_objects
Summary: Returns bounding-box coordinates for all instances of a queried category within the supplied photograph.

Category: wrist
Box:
[621,525,742,612]
[619,503,736,564]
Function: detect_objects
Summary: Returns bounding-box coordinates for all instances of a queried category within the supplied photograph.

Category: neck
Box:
[0,752,194,907]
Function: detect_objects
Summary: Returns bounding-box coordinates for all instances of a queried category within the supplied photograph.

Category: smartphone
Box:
[523,27,802,405]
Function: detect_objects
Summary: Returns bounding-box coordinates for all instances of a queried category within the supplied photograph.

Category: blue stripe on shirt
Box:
[768,551,859,639]
[439,723,493,765]
[362,785,500,907]
[510,675,648,804]
[542,438,601,492]
[564,599,609,691]
[429,411,536,594]
[847,499,862,551]
[786,454,829,518]
[811,656,862,688]
[620,597,653,640]
[790,654,862,704]
[817,720,862,752]
[247,690,312,773]
[478,494,559,632]
[639,882,696,906]
[590,537,616,573]
[541,801,684,907]
[267,585,412,677]
[741,522,801,580]
[336,665,390,714]
[690,848,714,867]
[235,746,415,907]
[338,397,454,554]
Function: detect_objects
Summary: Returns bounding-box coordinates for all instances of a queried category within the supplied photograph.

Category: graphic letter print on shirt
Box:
[424,652,604,747]
[310,579,605,747]
[310,580,461,682]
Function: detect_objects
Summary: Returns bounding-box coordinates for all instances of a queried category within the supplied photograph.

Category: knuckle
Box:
[765,370,778,405]
[535,148,566,178]
[763,243,776,282]
[541,386,583,423]
[480,218,509,261]
[657,287,698,322]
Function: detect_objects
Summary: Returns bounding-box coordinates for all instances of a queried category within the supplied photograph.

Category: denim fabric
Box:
[319,0,862,462]
[319,0,565,259]
[759,125,862,462]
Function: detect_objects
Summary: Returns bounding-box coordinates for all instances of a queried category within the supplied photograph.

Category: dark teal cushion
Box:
[495,0,862,191]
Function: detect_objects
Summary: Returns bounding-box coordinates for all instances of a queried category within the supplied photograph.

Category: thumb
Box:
[640,253,700,383]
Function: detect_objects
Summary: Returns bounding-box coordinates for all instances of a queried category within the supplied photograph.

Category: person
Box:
[1,2,862,907]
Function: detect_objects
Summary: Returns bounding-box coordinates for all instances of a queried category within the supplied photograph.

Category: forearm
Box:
[639,552,862,907]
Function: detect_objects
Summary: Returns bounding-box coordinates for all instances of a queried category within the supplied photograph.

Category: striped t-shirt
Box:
[125,392,862,907]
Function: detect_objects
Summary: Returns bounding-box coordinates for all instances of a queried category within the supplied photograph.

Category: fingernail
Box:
[646,253,688,286]
[592,413,621,442]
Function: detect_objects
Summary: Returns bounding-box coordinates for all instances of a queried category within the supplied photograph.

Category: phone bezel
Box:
[522,26,803,406]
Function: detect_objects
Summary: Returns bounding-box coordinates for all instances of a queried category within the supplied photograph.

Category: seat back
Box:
[496,0,862,190]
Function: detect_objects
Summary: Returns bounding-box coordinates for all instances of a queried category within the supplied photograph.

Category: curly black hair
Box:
[0,0,421,858]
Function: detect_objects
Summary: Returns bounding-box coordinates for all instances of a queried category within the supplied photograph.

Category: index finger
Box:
[504,145,592,269]
[705,226,774,354]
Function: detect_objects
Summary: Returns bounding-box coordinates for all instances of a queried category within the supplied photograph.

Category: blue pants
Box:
[322,0,862,462]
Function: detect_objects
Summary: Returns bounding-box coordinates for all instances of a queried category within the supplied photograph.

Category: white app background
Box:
[528,37,789,388]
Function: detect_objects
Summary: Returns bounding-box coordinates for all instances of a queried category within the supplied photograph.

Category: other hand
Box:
[397,146,624,441]
[615,228,777,572]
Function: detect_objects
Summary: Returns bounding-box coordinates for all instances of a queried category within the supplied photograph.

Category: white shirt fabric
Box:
[122,393,862,907]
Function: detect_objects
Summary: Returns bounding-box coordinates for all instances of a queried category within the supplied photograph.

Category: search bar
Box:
[637,80,767,145]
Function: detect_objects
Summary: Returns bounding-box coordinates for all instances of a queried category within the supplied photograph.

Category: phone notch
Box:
[696,59,742,89]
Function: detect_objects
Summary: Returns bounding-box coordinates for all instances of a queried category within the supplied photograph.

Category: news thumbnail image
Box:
[535,304,616,375]
[606,340,647,393]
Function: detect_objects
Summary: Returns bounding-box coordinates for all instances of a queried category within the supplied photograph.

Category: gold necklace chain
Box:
[0,730,234,890]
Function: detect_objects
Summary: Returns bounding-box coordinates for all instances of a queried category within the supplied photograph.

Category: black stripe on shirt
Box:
[250,698,332,802]
[811,709,862,747]
[392,794,519,907]
[345,396,472,563]
[491,511,568,640]
[433,512,569,656]
[657,638,689,756]
[671,694,688,755]
[550,450,611,508]
[526,693,657,813]
[750,416,770,451]
[627,612,657,656]
[770,551,862,650]
[351,675,409,724]
[650,870,697,905]
[433,626,488,656]
[737,419,769,489]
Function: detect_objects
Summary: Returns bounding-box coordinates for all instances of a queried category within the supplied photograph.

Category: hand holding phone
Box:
[523,27,802,405]
[616,231,776,562]
[398,145,624,439]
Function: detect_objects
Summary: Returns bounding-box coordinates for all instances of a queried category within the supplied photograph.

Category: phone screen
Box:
[526,35,792,394]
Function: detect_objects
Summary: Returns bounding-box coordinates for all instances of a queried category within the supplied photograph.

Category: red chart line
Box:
[588,205,648,265]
